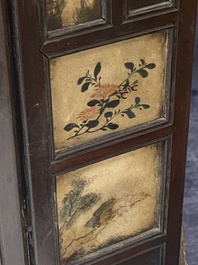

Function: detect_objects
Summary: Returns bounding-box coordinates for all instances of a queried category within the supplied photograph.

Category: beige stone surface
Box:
[56,143,162,263]
[61,0,100,26]
[50,31,168,152]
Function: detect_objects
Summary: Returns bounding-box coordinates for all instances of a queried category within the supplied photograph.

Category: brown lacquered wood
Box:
[8,1,57,264]
[41,8,177,58]
[102,0,125,28]
[128,0,167,11]
[5,0,197,264]
[165,0,197,265]
[50,124,174,174]
[76,236,166,265]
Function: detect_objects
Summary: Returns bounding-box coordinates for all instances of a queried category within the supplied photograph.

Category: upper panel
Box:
[46,0,102,31]
[50,30,169,154]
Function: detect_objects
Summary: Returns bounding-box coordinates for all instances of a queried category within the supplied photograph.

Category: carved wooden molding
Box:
[102,0,125,27]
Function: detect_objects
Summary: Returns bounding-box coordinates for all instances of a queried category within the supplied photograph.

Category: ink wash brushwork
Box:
[50,32,168,151]
[57,143,162,264]
[46,0,101,30]
[64,60,156,140]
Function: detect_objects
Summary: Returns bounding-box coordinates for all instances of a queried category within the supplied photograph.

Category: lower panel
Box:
[55,140,168,264]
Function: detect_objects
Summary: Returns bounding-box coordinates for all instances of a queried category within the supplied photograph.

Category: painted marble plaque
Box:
[46,0,101,31]
[50,31,168,152]
[56,143,163,264]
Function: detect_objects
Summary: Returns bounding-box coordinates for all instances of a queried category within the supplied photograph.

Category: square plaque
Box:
[56,142,164,264]
[50,31,169,152]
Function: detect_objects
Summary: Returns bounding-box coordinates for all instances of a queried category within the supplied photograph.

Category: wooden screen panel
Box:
[50,30,169,153]
[56,142,164,264]
[8,0,197,264]
[46,0,102,31]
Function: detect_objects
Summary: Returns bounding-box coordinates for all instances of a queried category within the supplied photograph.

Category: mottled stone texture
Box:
[50,32,168,152]
[57,144,162,264]
[182,16,198,265]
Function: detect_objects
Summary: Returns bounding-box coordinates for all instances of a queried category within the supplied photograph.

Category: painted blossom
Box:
[91,84,118,99]
[77,105,100,121]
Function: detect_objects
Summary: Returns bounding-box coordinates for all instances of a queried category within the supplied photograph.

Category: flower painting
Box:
[50,31,168,152]
[56,143,163,264]
[64,60,156,140]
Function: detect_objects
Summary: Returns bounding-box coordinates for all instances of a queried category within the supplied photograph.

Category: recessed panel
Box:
[50,31,169,153]
[116,246,163,265]
[56,142,163,264]
[46,0,102,31]
[128,0,170,11]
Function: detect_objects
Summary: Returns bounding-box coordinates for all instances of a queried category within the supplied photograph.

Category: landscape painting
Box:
[50,31,168,152]
[56,142,163,264]
[46,0,101,30]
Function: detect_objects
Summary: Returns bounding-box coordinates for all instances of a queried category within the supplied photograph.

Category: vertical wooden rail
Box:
[102,0,125,27]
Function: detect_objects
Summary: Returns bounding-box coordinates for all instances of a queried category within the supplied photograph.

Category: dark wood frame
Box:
[5,0,197,264]
[127,0,172,12]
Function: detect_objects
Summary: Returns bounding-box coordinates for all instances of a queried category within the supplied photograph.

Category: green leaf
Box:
[94,62,101,79]
[135,97,141,105]
[125,79,130,87]
[141,104,150,109]
[77,76,86,85]
[106,100,120,108]
[138,69,148,78]
[86,120,99,128]
[64,123,79,131]
[140,59,145,65]
[124,109,136,119]
[124,62,134,71]
[81,82,92,92]
[104,112,113,119]
[87,100,101,107]
[146,63,156,69]
[107,123,119,130]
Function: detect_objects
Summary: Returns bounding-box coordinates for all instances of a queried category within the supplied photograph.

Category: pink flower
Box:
[91,84,118,99]
[77,105,100,121]
[121,92,128,99]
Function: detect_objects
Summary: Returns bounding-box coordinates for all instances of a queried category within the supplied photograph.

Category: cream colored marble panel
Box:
[46,0,101,30]
[57,143,162,263]
[50,31,168,152]
[61,0,101,27]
